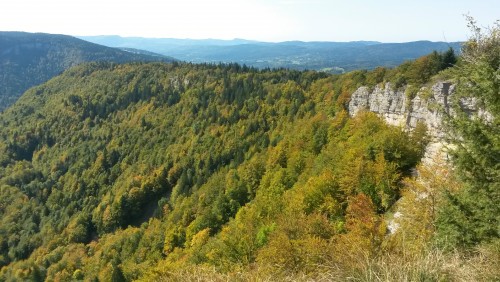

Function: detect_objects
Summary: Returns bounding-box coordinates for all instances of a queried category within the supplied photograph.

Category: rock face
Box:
[349,82,455,233]
[349,81,493,233]
[348,82,455,163]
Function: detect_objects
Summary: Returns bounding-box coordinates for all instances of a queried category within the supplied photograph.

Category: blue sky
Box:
[1,0,498,42]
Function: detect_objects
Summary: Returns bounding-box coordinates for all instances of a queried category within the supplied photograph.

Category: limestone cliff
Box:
[348,82,458,233]
[348,81,494,234]
[348,82,454,163]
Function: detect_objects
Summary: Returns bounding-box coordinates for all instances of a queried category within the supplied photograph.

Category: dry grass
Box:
[148,244,499,282]
[345,246,500,282]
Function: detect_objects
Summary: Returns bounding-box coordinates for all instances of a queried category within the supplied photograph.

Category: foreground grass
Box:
[143,242,499,282]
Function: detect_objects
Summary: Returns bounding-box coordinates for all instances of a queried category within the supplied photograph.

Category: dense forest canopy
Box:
[0,19,498,281]
[0,32,173,112]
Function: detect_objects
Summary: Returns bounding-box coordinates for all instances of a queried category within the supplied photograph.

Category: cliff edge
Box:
[348,82,454,163]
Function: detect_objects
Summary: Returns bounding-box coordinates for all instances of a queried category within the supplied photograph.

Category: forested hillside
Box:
[0,32,173,111]
[0,20,498,281]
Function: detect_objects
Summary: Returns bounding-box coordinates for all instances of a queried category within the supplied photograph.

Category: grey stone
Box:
[348,82,454,164]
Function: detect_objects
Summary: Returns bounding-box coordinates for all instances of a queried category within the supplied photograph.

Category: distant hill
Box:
[80,35,461,72]
[118,47,171,58]
[0,32,175,111]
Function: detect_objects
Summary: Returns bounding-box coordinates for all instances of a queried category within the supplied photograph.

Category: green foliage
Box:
[405,84,420,101]
[385,48,457,88]
[0,62,330,279]
[1,37,488,280]
[0,32,173,111]
[436,18,500,248]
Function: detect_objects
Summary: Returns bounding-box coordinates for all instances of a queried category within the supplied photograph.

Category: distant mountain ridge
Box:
[0,32,174,111]
[80,35,461,72]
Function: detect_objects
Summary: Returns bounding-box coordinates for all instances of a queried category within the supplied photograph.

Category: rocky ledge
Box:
[348,82,454,163]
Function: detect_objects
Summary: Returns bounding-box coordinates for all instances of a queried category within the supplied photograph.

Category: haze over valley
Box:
[80,36,463,72]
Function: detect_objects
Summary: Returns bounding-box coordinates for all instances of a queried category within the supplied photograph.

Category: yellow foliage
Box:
[190,228,210,250]
[334,194,386,268]
[388,159,461,255]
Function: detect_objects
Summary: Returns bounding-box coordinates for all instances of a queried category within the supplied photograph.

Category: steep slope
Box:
[0,61,428,280]
[348,81,454,162]
[0,29,497,279]
[0,32,174,111]
[347,18,499,276]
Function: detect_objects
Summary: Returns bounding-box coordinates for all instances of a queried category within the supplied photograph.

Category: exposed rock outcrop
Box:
[349,81,494,234]
[348,82,454,163]
[349,82,456,234]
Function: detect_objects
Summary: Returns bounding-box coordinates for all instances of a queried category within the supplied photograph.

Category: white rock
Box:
[348,82,455,163]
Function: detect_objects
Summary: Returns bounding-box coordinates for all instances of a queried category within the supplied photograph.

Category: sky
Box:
[1,0,499,42]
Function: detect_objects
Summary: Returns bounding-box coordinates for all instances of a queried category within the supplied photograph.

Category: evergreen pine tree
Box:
[441,47,457,69]
[436,17,500,248]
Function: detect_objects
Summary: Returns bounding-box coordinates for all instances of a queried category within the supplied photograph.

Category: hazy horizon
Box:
[0,31,465,45]
[2,0,499,42]
[76,35,463,44]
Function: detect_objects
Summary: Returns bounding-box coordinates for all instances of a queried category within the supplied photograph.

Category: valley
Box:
[0,17,498,282]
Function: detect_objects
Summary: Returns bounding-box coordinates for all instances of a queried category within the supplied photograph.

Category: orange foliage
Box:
[334,193,386,268]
